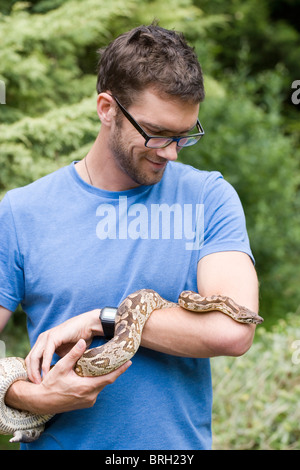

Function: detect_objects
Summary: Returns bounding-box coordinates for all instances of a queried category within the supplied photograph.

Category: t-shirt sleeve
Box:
[0,193,25,312]
[198,173,254,263]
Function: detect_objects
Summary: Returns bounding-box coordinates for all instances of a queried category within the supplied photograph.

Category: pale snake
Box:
[0,289,263,443]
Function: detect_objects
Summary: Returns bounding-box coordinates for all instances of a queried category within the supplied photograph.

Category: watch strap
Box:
[100,308,117,339]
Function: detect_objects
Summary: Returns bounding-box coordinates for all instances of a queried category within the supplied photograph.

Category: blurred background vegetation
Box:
[0,0,299,450]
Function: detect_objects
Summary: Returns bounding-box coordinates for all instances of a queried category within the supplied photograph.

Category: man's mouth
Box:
[145,157,168,169]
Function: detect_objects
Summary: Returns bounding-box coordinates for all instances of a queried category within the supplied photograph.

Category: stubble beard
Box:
[109,125,168,186]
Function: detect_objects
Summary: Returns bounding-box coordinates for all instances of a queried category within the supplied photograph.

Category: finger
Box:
[26,332,57,384]
[25,341,46,384]
[41,343,56,379]
[107,360,132,381]
[91,360,132,388]
[25,354,42,384]
[56,339,86,373]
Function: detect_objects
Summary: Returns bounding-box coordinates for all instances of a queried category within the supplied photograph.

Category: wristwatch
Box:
[100,307,118,339]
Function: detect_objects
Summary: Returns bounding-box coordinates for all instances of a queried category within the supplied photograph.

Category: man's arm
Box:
[141,251,258,358]
[0,306,12,331]
[20,250,258,368]
[5,250,257,414]
[2,309,131,415]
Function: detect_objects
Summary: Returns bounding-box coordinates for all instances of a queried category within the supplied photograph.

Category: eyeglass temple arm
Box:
[109,94,150,140]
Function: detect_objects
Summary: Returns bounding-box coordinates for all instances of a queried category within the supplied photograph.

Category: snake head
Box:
[237,306,264,324]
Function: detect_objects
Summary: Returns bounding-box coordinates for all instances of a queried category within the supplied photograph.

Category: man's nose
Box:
[155,142,179,161]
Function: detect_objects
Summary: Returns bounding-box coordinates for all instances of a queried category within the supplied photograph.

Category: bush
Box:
[211,311,300,450]
[179,75,300,323]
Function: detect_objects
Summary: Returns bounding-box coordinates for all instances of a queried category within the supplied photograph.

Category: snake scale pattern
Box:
[0,289,263,443]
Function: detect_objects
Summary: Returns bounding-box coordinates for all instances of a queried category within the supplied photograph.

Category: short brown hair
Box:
[96,24,205,107]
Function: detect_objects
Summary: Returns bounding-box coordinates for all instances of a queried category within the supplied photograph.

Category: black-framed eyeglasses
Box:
[110,95,205,149]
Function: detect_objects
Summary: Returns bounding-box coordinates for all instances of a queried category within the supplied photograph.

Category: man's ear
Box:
[96,92,116,126]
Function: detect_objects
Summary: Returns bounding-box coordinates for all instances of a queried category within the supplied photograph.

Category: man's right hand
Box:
[5,339,132,415]
[25,309,103,384]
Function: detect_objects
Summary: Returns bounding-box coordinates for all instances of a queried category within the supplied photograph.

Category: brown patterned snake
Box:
[0,289,263,443]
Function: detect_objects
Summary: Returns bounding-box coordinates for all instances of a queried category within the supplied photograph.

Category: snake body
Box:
[0,289,263,443]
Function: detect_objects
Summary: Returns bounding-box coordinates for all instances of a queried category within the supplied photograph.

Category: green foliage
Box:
[0,0,134,118]
[194,0,300,90]
[0,0,222,192]
[0,95,99,194]
[211,311,300,450]
[179,73,300,321]
[0,0,300,450]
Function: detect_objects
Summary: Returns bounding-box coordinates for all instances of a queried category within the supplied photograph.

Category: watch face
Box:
[101,307,117,321]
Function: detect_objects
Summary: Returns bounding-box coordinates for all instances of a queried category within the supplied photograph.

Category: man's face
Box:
[108,89,200,186]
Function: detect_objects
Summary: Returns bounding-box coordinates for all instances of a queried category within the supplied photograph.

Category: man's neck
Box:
[75,132,139,192]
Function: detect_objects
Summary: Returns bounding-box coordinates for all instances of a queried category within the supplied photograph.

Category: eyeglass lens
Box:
[146,136,201,148]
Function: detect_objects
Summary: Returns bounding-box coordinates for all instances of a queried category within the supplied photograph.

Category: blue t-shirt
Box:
[0,161,253,450]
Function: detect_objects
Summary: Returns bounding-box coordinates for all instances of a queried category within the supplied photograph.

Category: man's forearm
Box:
[5,380,43,414]
[4,301,255,415]
[141,305,256,358]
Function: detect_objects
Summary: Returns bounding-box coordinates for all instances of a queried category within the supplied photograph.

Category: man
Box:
[0,25,258,450]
